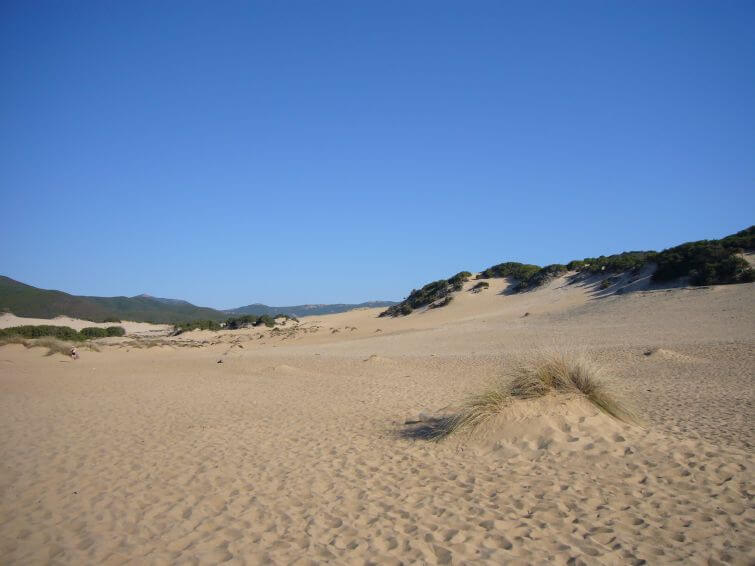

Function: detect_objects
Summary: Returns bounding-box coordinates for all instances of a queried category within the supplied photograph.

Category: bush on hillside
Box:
[720,225,754,251]
[106,326,126,337]
[80,327,108,338]
[255,314,275,327]
[380,271,471,317]
[653,240,754,285]
[0,325,83,341]
[568,252,655,275]
[477,262,541,282]
[103,317,122,323]
[225,314,259,329]
[516,264,568,291]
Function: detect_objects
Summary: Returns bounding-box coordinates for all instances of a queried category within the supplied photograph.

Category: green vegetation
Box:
[566,251,655,274]
[0,324,126,342]
[516,264,568,291]
[172,312,288,335]
[380,271,471,317]
[80,327,108,338]
[653,240,754,285]
[0,325,84,341]
[477,262,540,281]
[0,276,227,323]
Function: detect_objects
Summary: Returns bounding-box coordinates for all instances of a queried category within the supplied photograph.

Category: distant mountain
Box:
[225,301,398,318]
[0,276,226,323]
[0,276,398,323]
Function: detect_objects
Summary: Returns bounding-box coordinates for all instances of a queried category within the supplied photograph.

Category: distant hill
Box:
[0,276,226,323]
[225,301,398,318]
[0,276,397,323]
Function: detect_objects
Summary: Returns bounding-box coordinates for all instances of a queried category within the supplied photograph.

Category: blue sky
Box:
[1,1,753,308]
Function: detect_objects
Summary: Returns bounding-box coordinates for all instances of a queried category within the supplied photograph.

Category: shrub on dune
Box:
[80,327,108,338]
[417,352,634,441]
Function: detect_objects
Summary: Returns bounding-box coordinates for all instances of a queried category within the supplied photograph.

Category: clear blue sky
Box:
[1,1,753,308]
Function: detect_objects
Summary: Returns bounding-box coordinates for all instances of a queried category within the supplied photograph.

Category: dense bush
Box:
[568,252,655,275]
[653,240,754,285]
[380,271,471,317]
[106,326,126,337]
[80,327,108,338]
[476,262,568,292]
[255,314,275,327]
[720,225,754,250]
[477,262,541,281]
[0,325,84,341]
[224,314,260,329]
[517,264,568,291]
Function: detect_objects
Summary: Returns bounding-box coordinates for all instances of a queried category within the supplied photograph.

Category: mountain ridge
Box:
[0,276,397,323]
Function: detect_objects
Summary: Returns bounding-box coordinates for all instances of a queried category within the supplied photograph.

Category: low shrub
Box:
[103,317,122,323]
[80,327,108,338]
[477,262,541,282]
[653,240,754,285]
[407,352,634,441]
[471,281,489,292]
[106,326,126,337]
[0,325,83,341]
[380,271,471,317]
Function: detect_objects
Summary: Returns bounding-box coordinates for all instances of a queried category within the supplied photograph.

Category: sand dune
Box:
[1,275,753,564]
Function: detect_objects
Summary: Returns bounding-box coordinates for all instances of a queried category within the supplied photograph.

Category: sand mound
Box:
[405,396,633,455]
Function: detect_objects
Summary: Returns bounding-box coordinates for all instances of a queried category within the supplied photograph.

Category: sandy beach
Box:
[1,275,753,564]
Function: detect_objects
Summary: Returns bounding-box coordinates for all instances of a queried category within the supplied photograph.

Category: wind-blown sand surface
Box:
[1,275,753,564]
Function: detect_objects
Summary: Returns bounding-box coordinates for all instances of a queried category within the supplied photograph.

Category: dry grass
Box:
[407,351,635,441]
[0,336,100,356]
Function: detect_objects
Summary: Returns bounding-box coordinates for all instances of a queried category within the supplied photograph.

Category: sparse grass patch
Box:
[408,352,635,441]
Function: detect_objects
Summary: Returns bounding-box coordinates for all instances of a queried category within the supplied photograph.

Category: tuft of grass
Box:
[33,337,77,356]
[412,352,634,441]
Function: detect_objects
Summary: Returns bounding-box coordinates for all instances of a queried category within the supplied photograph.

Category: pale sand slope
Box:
[0,276,753,564]
[0,313,172,336]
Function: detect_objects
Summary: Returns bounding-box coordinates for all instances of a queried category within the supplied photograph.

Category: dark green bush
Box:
[477,262,541,281]
[255,314,275,327]
[380,271,471,317]
[0,325,83,341]
[80,327,108,338]
[106,326,126,337]
[720,225,754,251]
[103,317,122,323]
[517,264,568,291]
[653,240,754,285]
[569,252,655,274]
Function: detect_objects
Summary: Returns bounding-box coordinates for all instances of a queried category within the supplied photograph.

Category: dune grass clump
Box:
[411,353,634,441]
[0,335,100,356]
